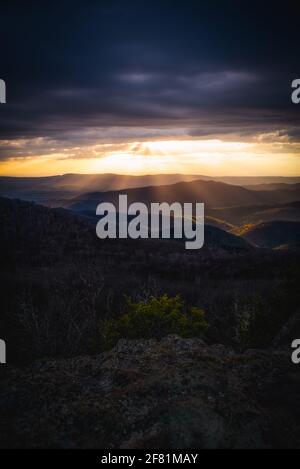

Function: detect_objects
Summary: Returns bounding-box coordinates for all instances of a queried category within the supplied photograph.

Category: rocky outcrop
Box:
[0,335,299,448]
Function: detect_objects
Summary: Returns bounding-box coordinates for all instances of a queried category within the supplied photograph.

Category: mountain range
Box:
[1,174,300,251]
[1,173,300,203]
[65,179,300,212]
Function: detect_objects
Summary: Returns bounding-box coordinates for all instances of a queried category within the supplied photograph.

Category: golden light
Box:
[0,138,299,176]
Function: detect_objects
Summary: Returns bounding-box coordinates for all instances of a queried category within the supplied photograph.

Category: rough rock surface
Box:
[0,335,299,448]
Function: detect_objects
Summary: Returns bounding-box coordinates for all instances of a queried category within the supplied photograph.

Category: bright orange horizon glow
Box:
[0,138,299,177]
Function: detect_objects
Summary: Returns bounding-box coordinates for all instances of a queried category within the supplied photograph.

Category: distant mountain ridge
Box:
[65,179,300,212]
[0,173,206,198]
[1,173,300,203]
[244,183,300,192]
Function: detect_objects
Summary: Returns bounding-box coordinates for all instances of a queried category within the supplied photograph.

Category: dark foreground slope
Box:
[0,335,299,449]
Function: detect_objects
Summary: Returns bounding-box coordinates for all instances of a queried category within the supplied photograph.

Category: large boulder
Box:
[0,335,299,448]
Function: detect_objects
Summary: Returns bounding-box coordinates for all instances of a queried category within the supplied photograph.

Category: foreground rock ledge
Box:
[0,335,299,448]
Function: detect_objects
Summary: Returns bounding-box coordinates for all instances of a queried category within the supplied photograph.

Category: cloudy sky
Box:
[0,0,299,176]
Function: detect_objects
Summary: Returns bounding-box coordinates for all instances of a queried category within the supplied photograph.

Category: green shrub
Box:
[99,294,208,349]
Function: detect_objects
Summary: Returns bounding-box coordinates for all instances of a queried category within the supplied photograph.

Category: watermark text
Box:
[0,339,6,364]
[96,196,204,249]
[0,79,6,103]
[291,79,300,104]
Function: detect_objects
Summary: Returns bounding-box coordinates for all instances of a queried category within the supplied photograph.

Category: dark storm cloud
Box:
[0,0,299,159]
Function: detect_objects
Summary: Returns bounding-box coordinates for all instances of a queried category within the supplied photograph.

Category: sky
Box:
[0,0,299,176]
